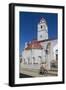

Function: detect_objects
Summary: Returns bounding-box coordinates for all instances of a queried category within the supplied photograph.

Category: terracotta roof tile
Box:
[25,40,43,50]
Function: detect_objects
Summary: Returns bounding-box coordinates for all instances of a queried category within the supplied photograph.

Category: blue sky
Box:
[19,12,58,55]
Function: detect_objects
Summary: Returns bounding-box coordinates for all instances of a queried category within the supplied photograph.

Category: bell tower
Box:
[37,18,48,41]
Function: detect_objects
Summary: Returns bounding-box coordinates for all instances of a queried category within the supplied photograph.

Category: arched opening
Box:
[28,57,31,64]
[24,59,26,64]
[55,49,58,61]
[32,57,36,64]
[38,56,42,64]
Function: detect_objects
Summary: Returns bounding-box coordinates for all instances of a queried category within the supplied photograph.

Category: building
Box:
[21,18,58,70]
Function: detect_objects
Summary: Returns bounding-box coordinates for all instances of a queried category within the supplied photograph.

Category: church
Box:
[21,18,58,70]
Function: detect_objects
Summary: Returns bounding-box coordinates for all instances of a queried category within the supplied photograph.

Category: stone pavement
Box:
[20,63,58,77]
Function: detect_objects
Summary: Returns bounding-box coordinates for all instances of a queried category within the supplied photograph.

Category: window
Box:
[38,56,42,59]
[55,49,58,61]
[56,49,58,54]
[56,54,58,61]
[45,49,48,54]
[41,25,42,29]
[40,35,42,38]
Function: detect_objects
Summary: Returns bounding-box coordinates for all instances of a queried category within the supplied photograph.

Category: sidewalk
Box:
[20,64,58,77]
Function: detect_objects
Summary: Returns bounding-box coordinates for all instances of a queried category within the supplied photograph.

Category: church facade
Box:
[21,18,58,70]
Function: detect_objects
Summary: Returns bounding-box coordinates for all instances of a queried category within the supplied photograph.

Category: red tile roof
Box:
[25,40,43,50]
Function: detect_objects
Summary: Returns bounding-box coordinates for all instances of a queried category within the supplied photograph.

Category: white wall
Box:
[22,40,57,65]
[53,43,58,60]
[38,30,48,41]
[0,0,66,90]
[22,49,42,64]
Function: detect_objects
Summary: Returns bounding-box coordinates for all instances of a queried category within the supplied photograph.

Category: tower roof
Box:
[39,17,47,24]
